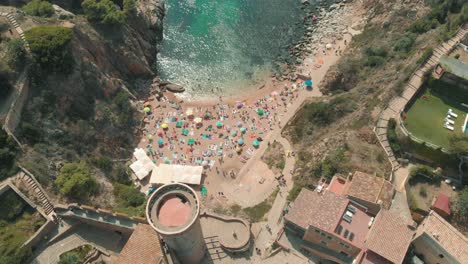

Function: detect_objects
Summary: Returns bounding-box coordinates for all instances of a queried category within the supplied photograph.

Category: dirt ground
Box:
[409,178,458,211]
[261,141,286,175]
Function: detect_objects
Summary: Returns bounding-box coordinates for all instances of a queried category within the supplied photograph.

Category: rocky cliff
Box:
[15,0,166,182]
[61,0,165,95]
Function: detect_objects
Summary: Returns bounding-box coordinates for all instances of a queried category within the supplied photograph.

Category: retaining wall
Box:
[23,219,57,250]
[2,70,29,146]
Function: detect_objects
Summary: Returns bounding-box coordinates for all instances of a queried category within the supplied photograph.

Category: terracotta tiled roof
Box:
[432,193,451,216]
[365,210,415,264]
[416,211,468,262]
[115,224,164,264]
[345,171,394,208]
[285,188,348,232]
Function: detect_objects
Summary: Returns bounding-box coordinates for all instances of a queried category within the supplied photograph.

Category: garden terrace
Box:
[403,81,468,149]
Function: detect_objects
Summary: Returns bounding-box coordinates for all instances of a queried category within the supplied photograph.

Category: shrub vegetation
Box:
[112,183,145,216]
[0,129,18,181]
[24,26,73,72]
[55,162,98,200]
[23,0,55,17]
[81,0,136,25]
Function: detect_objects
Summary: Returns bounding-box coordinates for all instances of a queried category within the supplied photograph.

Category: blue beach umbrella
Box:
[240,127,246,134]
[305,79,313,87]
[237,138,244,146]
[216,121,222,128]
[158,138,164,146]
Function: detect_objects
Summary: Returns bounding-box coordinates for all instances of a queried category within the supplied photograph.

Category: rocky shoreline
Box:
[273,0,361,81]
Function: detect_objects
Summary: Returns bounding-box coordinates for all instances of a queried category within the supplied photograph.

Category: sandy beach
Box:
[134,1,365,208]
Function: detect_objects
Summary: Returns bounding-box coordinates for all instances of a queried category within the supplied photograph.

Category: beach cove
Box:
[135,1,366,208]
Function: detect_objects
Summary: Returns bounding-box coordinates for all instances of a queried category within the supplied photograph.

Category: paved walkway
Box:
[254,135,300,258]
[32,224,128,264]
[374,26,467,176]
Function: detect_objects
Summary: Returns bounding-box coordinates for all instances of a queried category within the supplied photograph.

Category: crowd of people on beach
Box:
[139,81,309,181]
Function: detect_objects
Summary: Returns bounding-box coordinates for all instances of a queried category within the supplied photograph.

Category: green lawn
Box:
[404,90,467,148]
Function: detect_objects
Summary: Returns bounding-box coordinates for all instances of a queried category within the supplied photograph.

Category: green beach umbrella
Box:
[253,140,260,148]
[158,138,164,145]
[216,121,222,128]
[240,127,246,134]
[238,138,244,145]
[257,109,264,115]
[144,107,151,113]
[188,138,195,145]
[176,121,183,128]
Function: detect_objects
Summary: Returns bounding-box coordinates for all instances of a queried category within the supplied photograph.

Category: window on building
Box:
[340,251,349,257]
[336,225,343,235]
[349,233,355,241]
[320,232,326,237]
[344,230,349,238]
[439,254,444,259]
[345,245,350,249]
[315,229,320,233]
[320,240,327,246]
[327,235,333,240]
[339,242,344,247]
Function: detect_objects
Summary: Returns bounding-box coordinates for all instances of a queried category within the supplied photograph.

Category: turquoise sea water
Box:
[157,0,311,98]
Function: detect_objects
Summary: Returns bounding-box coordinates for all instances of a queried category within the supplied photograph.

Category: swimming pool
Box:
[463,113,468,134]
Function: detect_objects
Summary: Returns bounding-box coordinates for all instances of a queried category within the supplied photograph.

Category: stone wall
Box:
[23,219,57,250]
[2,69,29,146]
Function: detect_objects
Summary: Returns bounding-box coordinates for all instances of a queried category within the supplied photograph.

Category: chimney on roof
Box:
[432,233,440,241]
[348,172,353,181]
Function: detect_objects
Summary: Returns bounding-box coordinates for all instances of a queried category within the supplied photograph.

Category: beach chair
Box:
[448,109,458,118]
[444,123,455,131]
[445,118,455,125]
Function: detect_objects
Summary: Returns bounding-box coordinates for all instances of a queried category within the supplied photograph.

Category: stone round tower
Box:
[146,183,205,264]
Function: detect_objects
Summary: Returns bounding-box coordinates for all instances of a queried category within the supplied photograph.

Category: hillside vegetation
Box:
[0,0,163,215]
[284,0,467,189]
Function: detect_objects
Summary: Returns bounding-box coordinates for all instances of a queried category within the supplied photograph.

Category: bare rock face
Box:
[41,0,167,115]
[59,0,166,94]
[138,0,166,33]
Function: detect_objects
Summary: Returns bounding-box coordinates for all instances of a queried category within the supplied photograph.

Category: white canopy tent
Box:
[129,148,155,180]
[150,164,203,185]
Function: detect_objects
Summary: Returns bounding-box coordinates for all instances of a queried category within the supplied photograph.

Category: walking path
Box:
[16,166,56,218]
[374,26,468,177]
[253,135,299,258]
[0,10,30,51]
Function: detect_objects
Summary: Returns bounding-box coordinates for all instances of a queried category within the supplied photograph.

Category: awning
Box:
[130,148,155,180]
[150,164,203,185]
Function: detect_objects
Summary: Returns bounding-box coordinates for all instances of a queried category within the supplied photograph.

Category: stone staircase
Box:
[17,169,55,216]
[204,236,228,260]
[1,11,30,51]
[374,25,468,175]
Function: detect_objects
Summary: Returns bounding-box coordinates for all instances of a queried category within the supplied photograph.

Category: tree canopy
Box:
[81,0,136,25]
[448,133,468,155]
[24,26,73,72]
[23,0,55,17]
[55,162,98,200]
